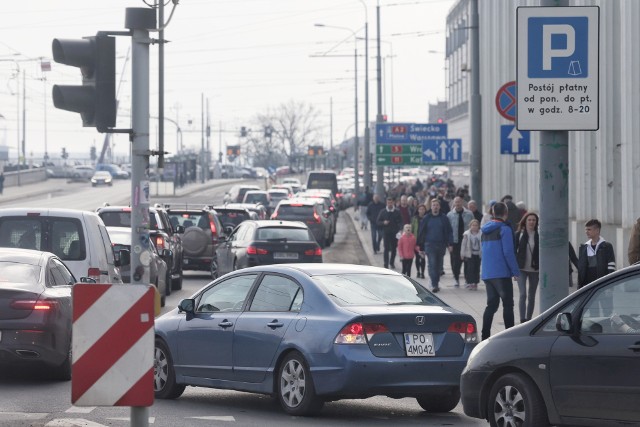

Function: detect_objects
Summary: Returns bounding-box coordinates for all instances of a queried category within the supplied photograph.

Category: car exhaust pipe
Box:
[15,350,40,358]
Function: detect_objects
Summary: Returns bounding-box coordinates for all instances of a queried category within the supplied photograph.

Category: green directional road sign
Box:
[376,144,422,155]
[376,154,423,166]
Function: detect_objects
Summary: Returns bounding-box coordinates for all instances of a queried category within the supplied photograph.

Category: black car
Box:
[0,248,78,380]
[272,198,333,248]
[461,264,640,427]
[214,220,322,277]
[96,205,185,291]
[166,207,226,279]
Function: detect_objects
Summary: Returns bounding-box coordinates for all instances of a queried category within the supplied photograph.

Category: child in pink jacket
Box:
[397,224,417,276]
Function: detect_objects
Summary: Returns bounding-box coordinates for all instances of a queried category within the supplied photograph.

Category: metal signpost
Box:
[517,4,599,311]
[375,123,459,166]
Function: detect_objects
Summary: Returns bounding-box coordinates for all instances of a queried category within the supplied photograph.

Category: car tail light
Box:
[304,248,322,256]
[209,218,217,238]
[88,267,101,281]
[336,192,342,198]
[155,235,169,250]
[334,322,389,344]
[313,212,321,223]
[447,322,478,343]
[247,245,268,255]
[271,212,278,220]
[11,299,56,311]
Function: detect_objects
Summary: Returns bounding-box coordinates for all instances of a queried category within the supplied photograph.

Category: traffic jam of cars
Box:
[1,170,639,427]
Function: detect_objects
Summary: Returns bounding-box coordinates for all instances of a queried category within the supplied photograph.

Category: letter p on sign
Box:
[542,24,574,70]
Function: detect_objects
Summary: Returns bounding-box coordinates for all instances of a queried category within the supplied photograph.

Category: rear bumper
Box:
[0,330,68,368]
[182,256,213,271]
[309,345,468,398]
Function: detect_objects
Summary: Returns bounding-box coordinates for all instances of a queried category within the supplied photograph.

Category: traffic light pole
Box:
[126,7,156,427]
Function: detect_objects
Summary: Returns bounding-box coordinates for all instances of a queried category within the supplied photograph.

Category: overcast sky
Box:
[0,0,454,163]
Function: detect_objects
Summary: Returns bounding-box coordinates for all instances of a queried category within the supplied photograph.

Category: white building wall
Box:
[447,0,639,265]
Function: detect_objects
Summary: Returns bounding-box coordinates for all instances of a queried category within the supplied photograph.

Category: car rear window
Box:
[276,205,315,216]
[244,193,268,204]
[217,211,250,227]
[256,227,312,241]
[100,210,160,230]
[0,217,86,261]
[168,212,210,230]
[314,274,443,306]
[0,262,40,288]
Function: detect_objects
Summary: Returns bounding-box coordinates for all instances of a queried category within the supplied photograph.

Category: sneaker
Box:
[471,284,478,291]
[464,283,471,289]
[390,263,396,269]
[454,279,460,288]
[432,287,440,293]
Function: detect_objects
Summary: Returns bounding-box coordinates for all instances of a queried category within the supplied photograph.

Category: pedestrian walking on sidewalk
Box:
[411,204,428,278]
[376,197,403,269]
[460,219,482,290]
[447,196,474,287]
[628,217,640,265]
[366,194,385,254]
[357,186,373,230]
[397,224,417,277]
[417,199,453,293]
[515,212,540,323]
[480,202,520,340]
[0,172,4,195]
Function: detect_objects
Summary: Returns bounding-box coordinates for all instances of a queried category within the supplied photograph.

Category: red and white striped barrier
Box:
[72,284,155,407]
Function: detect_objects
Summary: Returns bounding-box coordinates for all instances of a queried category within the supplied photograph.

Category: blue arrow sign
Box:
[422,139,462,162]
[500,124,531,154]
[376,123,448,144]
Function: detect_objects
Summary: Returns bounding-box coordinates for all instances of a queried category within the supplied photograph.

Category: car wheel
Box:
[415,388,460,413]
[154,339,186,399]
[277,351,323,416]
[52,347,72,381]
[488,373,549,427]
[171,262,183,291]
[210,257,219,279]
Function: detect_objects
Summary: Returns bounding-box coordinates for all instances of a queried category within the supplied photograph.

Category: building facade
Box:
[445,0,639,266]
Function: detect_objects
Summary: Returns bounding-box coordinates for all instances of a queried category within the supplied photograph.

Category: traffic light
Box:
[61,147,69,159]
[51,33,116,133]
[90,146,97,161]
[308,146,315,156]
[240,126,248,137]
[226,145,240,156]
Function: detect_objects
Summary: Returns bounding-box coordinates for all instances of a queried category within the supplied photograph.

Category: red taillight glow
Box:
[11,300,55,311]
[313,212,321,223]
[336,192,342,198]
[156,235,165,248]
[334,322,389,344]
[448,322,478,343]
[304,248,322,256]
[271,212,278,219]
[247,246,268,255]
[209,218,217,236]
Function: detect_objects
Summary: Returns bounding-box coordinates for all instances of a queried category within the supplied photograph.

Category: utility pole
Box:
[158,0,165,171]
[375,1,385,197]
[21,69,26,167]
[330,97,333,169]
[200,93,204,183]
[469,0,482,206]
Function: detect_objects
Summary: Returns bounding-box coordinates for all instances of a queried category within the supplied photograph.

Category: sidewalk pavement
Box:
[345,207,522,338]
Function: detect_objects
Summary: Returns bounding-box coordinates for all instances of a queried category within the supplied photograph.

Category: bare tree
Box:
[256,100,322,169]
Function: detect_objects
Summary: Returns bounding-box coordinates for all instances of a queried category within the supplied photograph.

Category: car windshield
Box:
[314,274,442,306]
[168,212,209,230]
[256,227,311,241]
[244,193,267,203]
[0,262,40,289]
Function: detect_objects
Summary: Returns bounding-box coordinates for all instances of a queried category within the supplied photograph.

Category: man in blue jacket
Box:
[480,202,520,340]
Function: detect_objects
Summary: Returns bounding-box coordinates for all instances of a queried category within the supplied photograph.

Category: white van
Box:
[0,208,124,283]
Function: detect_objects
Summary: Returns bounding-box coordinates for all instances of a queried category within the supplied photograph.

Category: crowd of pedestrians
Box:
[353,175,640,340]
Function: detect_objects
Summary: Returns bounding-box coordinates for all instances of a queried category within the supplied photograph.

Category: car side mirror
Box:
[162,249,172,258]
[175,225,185,234]
[323,210,331,218]
[79,276,97,284]
[224,225,234,235]
[329,206,336,213]
[555,312,572,333]
[179,298,195,314]
[115,249,131,267]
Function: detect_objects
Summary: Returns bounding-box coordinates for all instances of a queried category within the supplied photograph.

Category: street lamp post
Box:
[357,0,371,190]
[314,23,360,195]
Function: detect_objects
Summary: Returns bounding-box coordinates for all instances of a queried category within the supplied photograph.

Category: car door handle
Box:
[218,320,234,328]
[628,343,640,352]
[267,320,284,328]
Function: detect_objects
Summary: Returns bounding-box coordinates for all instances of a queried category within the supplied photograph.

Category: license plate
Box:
[274,252,299,260]
[404,333,435,357]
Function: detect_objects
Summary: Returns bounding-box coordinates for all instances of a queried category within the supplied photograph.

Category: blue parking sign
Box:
[528,17,589,78]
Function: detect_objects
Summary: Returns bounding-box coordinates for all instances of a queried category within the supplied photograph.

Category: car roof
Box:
[244,190,268,195]
[0,247,49,266]
[241,263,401,277]
[278,198,320,206]
[213,205,251,213]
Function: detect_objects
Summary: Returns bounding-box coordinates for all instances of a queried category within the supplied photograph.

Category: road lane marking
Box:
[45,419,107,427]
[0,412,48,421]
[188,416,236,421]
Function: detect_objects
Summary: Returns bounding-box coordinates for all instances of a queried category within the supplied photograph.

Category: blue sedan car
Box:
[153,264,478,415]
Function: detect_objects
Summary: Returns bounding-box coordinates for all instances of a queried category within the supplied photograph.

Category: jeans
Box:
[425,244,446,289]
[481,277,515,340]
[449,241,463,281]
[414,250,426,275]
[383,234,398,268]
[517,271,539,322]
[370,224,382,252]
[359,206,369,229]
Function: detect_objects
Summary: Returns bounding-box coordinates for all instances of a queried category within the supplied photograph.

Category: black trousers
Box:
[383,234,397,268]
[414,250,425,274]
[449,241,463,281]
[464,254,481,284]
[401,259,413,276]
